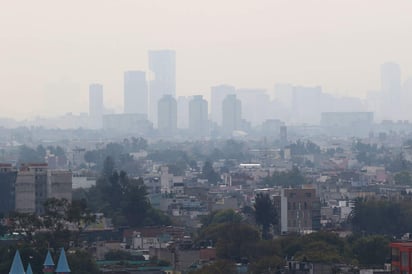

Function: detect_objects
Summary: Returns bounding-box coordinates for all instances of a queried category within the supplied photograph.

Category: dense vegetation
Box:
[190,208,391,274]
[76,156,171,227]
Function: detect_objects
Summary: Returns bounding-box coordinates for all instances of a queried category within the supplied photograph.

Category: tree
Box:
[121,178,150,227]
[349,198,412,237]
[43,198,70,232]
[351,235,390,267]
[264,166,306,187]
[18,145,44,163]
[202,161,220,184]
[8,212,42,241]
[394,171,412,185]
[254,193,277,239]
[189,260,237,274]
[68,250,100,274]
[66,199,96,246]
[200,210,242,228]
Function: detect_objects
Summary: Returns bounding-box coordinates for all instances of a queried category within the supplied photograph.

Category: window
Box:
[401,251,408,267]
[392,248,400,262]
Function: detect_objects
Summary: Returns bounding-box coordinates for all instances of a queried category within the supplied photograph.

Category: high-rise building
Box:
[292,86,322,124]
[124,71,148,116]
[89,83,103,128]
[381,62,402,120]
[0,164,17,216]
[15,164,72,215]
[381,62,401,93]
[157,94,177,135]
[273,188,321,235]
[210,85,236,125]
[189,95,209,137]
[222,94,242,135]
[236,88,270,126]
[177,96,191,129]
[148,50,176,124]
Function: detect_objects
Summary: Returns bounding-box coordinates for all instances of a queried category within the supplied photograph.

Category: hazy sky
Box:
[1,0,412,119]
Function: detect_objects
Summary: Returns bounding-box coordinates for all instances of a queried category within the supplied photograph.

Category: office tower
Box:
[236,88,270,126]
[292,86,322,124]
[273,188,321,234]
[189,95,209,137]
[15,164,72,215]
[148,50,176,124]
[222,94,242,135]
[89,84,103,117]
[157,94,177,134]
[210,84,236,125]
[274,83,293,109]
[89,84,103,128]
[0,164,17,216]
[381,62,401,93]
[177,96,191,129]
[124,71,148,116]
[279,125,288,147]
[380,62,401,120]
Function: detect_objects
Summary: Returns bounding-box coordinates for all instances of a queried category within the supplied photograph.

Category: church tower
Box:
[55,248,71,274]
[43,250,55,273]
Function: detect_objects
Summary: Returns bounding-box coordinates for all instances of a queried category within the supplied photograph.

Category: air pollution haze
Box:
[1,0,412,119]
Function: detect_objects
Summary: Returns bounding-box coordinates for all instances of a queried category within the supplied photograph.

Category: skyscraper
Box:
[222,94,242,135]
[380,62,401,120]
[89,84,103,117]
[381,62,401,93]
[189,95,209,137]
[177,96,191,129]
[124,71,148,116]
[157,94,177,135]
[148,50,176,125]
[210,84,236,125]
[236,88,270,126]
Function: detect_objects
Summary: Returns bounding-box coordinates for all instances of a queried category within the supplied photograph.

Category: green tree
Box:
[264,166,306,187]
[68,250,100,274]
[201,161,220,184]
[350,235,390,267]
[200,209,242,228]
[189,260,237,274]
[254,193,277,239]
[18,145,44,163]
[394,171,412,185]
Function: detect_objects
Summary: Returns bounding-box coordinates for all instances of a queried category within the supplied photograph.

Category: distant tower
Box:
[124,71,148,116]
[210,84,236,125]
[148,50,176,125]
[55,248,71,274]
[157,94,177,135]
[9,250,25,274]
[89,83,103,128]
[177,96,190,129]
[222,94,242,135]
[381,62,401,94]
[380,62,402,120]
[43,250,55,273]
[280,125,288,147]
[189,95,209,137]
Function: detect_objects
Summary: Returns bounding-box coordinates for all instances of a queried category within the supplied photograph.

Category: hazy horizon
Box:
[1,0,412,119]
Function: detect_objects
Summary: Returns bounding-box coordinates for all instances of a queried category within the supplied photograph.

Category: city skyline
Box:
[1,1,412,119]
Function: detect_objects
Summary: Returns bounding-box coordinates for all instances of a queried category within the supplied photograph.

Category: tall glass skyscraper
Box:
[124,71,148,116]
[148,50,176,125]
